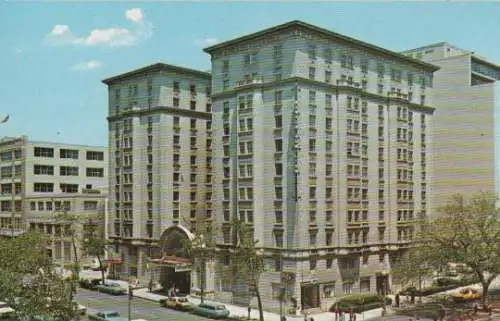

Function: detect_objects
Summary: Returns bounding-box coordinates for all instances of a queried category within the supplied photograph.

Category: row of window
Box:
[34,147,104,160]
[115,82,211,100]
[33,183,83,193]
[33,165,104,177]
[29,200,99,211]
[223,44,432,87]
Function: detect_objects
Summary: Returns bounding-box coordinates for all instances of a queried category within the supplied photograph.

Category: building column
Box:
[137,249,144,280]
[191,263,198,292]
[205,259,216,293]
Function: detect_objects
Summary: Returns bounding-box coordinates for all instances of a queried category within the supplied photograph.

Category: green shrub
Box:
[434,278,460,287]
[331,294,392,313]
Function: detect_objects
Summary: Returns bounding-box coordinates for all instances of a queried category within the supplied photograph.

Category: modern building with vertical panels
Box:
[0,136,107,265]
[402,43,500,211]
[102,63,212,286]
[204,20,438,312]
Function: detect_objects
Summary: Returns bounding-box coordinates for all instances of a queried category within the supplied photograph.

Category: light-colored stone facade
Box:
[103,64,212,280]
[0,136,107,265]
[402,43,500,212]
[205,21,437,312]
[26,190,108,268]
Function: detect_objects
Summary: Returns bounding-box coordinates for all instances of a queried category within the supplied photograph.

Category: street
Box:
[74,288,210,321]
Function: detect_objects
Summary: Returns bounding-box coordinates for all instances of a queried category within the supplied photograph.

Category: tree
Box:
[413,192,500,306]
[54,208,82,288]
[81,214,107,285]
[392,248,435,293]
[0,231,78,320]
[231,219,265,321]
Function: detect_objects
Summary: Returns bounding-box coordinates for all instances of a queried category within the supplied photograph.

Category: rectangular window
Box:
[60,166,78,176]
[60,183,78,193]
[33,165,54,175]
[34,183,54,193]
[34,147,54,158]
[60,149,79,159]
[86,151,104,161]
[86,167,104,177]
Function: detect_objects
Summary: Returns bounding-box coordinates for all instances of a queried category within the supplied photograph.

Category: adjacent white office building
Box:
[402,42,500,210]
[0,136,107,265]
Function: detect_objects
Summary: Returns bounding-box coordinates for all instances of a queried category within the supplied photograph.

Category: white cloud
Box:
[125,8,143,23]
[194,37,219,47]
[45,8,152,48]
[72,60,102,71]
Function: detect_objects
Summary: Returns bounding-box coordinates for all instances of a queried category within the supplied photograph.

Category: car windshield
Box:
[216,305,226,310]
[178,298,188,302]
[107,312,119,317]
[0,303,9,308]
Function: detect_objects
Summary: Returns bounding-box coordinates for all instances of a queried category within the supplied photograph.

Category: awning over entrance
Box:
[149,255,192,272]
[105,258,123,264]
[105,250,124,264]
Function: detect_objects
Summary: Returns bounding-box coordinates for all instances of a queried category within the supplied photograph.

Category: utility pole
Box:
[128,284,132,321]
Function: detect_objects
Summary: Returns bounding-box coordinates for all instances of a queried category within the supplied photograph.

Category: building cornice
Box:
[204,20,439,72]
[471,55,500,72]
[107,105,212,122]
[211,76,435,114]
[102,63,211,86]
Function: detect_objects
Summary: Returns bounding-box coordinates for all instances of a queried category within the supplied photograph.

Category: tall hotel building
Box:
[402,43,500,209]
[204,20,437,311]
[102,64,212,280]
[103,21,438,313]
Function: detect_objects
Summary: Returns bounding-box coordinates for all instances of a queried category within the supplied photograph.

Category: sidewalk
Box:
[77,269,500,321]
[130,286,385,321]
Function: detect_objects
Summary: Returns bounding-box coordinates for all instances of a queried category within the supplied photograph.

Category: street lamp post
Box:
[128,284,133,321]
[193,234,206,303]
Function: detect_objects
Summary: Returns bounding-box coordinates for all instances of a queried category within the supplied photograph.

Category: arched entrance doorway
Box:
[149,225,194,296]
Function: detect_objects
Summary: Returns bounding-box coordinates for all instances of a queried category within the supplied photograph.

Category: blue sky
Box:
[0,2,499,146]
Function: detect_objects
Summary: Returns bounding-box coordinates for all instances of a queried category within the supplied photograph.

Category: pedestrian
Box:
[334,305,340,321]
[411,291,416,305]
[395,293,400,308]
[348,307,353,321]
[148,280,153,293]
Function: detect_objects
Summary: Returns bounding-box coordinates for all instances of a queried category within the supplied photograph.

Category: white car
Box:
[74,302,87,315]
[0,301,15,317]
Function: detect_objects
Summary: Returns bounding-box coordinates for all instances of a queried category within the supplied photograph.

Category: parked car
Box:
[78,278,101,290]
[96,283,127,295]
[160,297,193,311]
[453,288,481,302]
[74,302,87,315]
[191,303,230,319]
[88,310,127,321]
[0,301,14,318]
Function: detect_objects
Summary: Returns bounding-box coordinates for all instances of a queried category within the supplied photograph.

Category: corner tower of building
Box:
[204,20,438,311]
[103,63,212,281]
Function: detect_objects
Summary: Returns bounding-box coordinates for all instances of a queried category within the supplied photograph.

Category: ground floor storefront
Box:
[110,225,401,314]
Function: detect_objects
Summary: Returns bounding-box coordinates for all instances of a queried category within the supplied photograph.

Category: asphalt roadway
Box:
[74,288,210,321]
